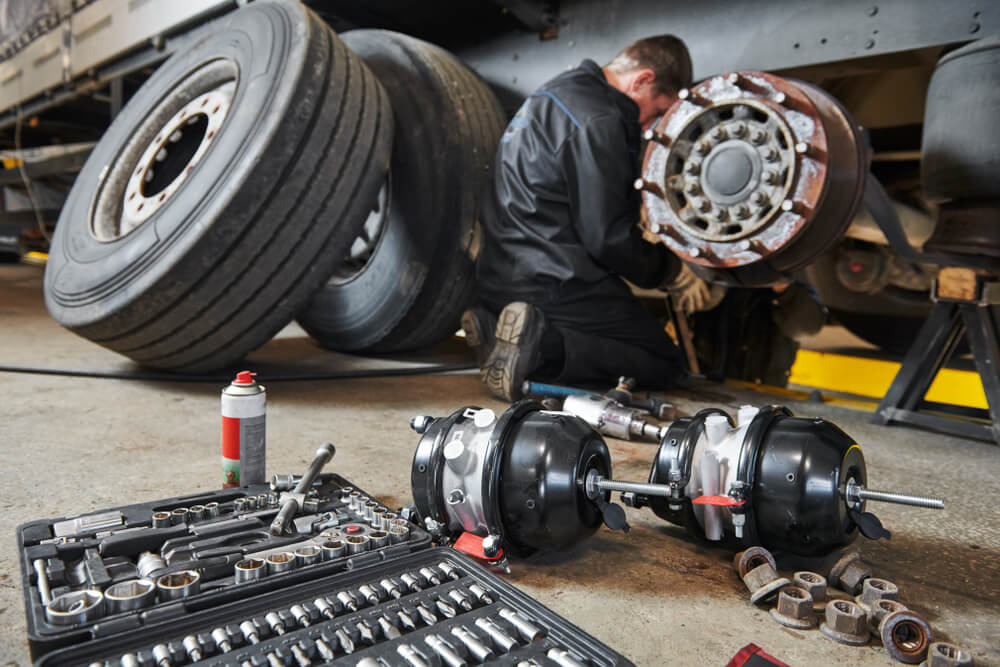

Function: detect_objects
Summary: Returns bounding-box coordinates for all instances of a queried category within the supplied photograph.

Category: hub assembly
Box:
[637,71,868,286]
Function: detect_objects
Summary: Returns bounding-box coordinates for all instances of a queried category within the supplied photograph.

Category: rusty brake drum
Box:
[638,72,868,286]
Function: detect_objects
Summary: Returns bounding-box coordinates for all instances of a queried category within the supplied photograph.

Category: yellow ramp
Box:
[788,349,988,410]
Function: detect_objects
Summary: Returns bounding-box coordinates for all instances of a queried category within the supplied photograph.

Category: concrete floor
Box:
[1,262,998,666]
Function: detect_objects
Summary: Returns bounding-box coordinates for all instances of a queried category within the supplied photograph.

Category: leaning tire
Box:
[296,29,506,352]
[43,1,392,371]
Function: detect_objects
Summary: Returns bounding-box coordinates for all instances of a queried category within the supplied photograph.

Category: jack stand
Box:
[873,268,1000,444]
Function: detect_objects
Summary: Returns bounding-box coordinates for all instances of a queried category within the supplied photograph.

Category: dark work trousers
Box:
[480,276,687,390]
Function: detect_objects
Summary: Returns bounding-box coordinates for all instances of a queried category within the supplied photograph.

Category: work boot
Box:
[482,302,546,402]
[460,306,497,367]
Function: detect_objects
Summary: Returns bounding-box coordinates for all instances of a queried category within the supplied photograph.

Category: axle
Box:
[587,473,945,511]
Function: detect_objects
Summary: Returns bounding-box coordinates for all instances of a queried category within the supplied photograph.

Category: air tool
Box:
[409,402,943,558]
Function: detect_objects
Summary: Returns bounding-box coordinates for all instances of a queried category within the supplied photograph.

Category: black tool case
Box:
[18,474,432,660]
[19,476,632,666]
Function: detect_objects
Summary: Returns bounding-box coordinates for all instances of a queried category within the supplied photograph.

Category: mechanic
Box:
[463,35,714,401]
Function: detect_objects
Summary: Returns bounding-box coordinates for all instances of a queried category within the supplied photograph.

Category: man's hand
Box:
[662,262,724,313]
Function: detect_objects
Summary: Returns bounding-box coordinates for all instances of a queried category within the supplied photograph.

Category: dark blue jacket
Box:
[477,59,678,302]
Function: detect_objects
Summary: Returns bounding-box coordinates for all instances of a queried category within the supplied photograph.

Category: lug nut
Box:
[751,130,767,145]
[828,553,872,594]
[924,642,973,667]
[712,127,728,141]
[880,609,932,664]
[792,571,827,603]
[870,598,906,631]
[769,586,817,629]
[685,161,701,175]
[752,191,771,206]
[819,599,869,645]
[734,547,789,604]
[855,577,899,612]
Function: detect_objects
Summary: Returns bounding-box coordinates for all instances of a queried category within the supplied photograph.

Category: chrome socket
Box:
[170,507,189,525]
[188,504,207,522]
[104,579,156,613]
[294,544,321,567]
[136,552,167,579]
[475,617,518,653]
[265,551,296,575]
[371,507,388,528]
[363,500,380,521]
[499,607,544,642]
[156,570,201,601]
[45,589,105,626]
[369,529,389,549]
[150,511,171,529]
[234,558,266,584]
[346,535,370,555]
[321,539,346,560]
[234,498,247,513]
[348,491,362,511]
[339,486,354,501]
[389,525,410,544]
[204,501,220,517]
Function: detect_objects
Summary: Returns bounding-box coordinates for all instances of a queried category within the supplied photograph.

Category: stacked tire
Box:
[43,2,506,371]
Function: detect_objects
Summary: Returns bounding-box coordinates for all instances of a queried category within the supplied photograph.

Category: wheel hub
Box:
[639,71,866,280]
[90,59,237,243]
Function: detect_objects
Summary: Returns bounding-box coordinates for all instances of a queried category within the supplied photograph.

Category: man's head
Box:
[603,35,692,129]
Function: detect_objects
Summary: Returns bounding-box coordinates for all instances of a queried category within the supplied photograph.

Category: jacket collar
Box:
[579,59,639,124]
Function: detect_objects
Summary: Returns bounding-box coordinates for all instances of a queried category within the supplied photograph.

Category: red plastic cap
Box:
[234,371,257,385]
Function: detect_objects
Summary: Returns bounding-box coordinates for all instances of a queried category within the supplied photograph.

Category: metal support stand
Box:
[873,273,1000,445]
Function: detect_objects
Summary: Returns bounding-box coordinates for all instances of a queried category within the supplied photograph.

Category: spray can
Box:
[221,371,266,488]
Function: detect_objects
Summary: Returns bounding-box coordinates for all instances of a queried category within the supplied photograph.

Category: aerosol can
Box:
[221,371,266,487]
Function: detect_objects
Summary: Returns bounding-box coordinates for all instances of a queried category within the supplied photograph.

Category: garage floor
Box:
[1,262,998,666]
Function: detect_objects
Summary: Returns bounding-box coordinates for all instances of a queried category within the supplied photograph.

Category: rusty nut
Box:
[880,609,932,664]
[828,551,872,594]
[819,599,870,645]
[733,546,776,578]
[924,642,974,667]
[769,585,817,629]
[742,562,791,605]
[870,598,907,631]
[856,577,900,611]
[793,571,827,603]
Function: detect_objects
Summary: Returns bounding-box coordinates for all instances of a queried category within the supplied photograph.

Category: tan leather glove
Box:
[663,262,725,314]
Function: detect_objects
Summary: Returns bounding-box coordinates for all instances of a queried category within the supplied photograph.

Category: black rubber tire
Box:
[43,2,392,371]
[296,29,506,352]
[922,37,1000,202]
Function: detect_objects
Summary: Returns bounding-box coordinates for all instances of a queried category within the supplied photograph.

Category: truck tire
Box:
[922,37,1000,202]
[296,30,506,352]
[43,2,392,371]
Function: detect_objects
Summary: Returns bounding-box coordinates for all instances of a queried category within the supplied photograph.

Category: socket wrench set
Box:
[17,473,431,659]
[36,547,628,667]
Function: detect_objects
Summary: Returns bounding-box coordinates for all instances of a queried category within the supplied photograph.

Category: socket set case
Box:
[17,474,431,659]
[36,547,631,667]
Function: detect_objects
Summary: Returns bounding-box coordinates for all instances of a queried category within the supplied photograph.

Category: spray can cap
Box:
[233,371,257,385]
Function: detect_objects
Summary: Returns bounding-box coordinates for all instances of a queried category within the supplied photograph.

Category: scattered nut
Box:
[819,599,869,645]
[769,585,817,629]
[880,609,932,664]
[924,642,973,667]
[828,552,872,595]
[856,577,900,612]
[793,571,827,603]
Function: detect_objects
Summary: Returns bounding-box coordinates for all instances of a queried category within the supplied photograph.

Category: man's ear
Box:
[632,68,657,92]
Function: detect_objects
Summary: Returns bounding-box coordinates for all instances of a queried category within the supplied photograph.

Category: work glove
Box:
[662,262,725,314]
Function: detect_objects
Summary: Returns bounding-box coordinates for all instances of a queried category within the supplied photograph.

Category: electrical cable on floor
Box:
[13,105,52,242]
[0,361,477,382]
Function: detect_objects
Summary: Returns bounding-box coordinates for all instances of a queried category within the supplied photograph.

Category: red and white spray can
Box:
[221,371,266,488]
